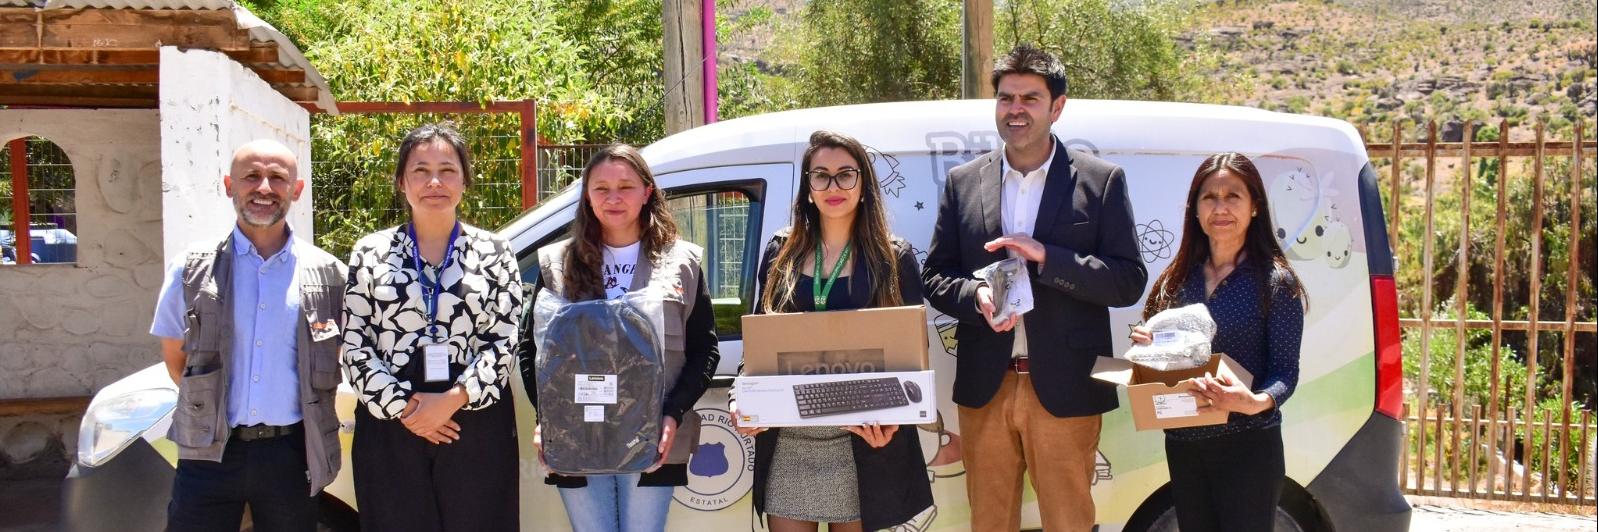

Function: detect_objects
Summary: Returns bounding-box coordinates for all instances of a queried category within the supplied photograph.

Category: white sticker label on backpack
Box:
[584,405,605,423]
[1153,393,1199,419]
[1152,331,1181,347]
[575,374,618,404]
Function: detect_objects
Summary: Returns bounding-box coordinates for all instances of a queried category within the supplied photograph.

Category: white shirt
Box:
[999,141,1055,358]
[602,242,642,300]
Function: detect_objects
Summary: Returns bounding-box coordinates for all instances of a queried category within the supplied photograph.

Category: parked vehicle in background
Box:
[65,99,1409,531]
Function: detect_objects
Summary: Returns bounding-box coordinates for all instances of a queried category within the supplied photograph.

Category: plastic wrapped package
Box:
[975,257,1033,325]
[1125,303,1216,371]
[532,289,666,475]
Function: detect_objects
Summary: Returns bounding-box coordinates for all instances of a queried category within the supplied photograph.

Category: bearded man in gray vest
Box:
[150,139,347,532]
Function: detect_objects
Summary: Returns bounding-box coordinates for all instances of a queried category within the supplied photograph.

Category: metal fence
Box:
[1362,119,1596,506]
[535,144,609,202]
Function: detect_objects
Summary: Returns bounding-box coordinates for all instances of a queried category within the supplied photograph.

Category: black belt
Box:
[1009,357,1030,374]
[231,423,300,442]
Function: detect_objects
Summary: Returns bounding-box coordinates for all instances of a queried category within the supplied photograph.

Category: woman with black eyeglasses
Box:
[729,130,933,532]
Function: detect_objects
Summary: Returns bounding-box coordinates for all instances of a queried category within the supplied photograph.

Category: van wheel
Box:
[1141,506,1308,532]
[1127,481,1326,532]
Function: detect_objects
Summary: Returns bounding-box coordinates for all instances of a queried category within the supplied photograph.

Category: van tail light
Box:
[1371,275,1404,419]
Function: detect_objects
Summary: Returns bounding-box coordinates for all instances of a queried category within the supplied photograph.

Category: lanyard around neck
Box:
[408,222,461,340]
[812,239,851,311]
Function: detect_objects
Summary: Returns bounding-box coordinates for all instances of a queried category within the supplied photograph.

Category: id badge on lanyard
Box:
[410,222,461,383]
[422,343,451,383]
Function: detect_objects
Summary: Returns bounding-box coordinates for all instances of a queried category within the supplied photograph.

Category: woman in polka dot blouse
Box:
[1131,152,1307,532]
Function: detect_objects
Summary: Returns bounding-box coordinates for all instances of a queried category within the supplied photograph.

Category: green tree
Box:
[997,0,1198,101]
[240,0,678,257]
[796,0,963,106]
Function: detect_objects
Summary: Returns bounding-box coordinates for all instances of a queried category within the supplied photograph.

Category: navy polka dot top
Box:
[1165,256,1305,441]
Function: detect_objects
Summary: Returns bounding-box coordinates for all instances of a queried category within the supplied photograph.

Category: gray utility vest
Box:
[170,235,347,495]
[538,238,706,464]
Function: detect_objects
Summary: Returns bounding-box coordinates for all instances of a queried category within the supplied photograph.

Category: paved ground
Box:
[1409,499,1596,531]
[0,477,60,532]
[3,476,1594,531]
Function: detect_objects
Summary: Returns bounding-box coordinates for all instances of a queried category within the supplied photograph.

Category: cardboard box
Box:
[740,305,930,376]
[734,370,937,427]
[1090,354,1255,431]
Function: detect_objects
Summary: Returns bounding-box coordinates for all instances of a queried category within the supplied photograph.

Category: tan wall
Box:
[0,109,165,401]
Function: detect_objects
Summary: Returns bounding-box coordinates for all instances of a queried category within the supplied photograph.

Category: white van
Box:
[64,99,1411,531]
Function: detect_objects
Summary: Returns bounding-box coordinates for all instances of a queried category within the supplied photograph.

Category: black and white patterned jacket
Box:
[340,223,524,419]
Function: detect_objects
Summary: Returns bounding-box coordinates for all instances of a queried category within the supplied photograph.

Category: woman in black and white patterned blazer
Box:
[340,123,523,532]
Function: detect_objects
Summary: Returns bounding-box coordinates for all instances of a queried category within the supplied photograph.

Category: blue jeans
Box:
[557,473,675,532]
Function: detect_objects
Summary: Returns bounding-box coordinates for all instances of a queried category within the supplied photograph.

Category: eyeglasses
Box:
[806,168,861,191]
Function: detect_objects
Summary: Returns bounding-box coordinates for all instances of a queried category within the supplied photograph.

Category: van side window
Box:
[667,189,759,338]
[517,227,568,286]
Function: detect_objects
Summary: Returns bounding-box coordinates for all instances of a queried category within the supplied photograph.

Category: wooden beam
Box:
[271,85,321,103]
[250,69,306,84]
[0,83,159,100]
[0,64,303,85]
[0,43,279,66]
[0,396,93,417]
[231,43,282,64]
[337,101,527,114]
[0,67,159,84]
[0,94,156,108]
[0,8,250,51]
[1365,140,1598,158]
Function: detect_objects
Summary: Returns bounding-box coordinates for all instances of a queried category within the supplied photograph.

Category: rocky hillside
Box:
[718,0,1597,140]
[1193,0,1596,140]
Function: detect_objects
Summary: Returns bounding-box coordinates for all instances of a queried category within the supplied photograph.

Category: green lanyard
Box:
[812,240,852,311]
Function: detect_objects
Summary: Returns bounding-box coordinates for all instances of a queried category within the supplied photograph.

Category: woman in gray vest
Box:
[731,130,934,532]
[514,143,721,531]
[340,123,524,531]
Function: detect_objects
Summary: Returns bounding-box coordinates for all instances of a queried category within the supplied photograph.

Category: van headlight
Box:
[77,388,177,467]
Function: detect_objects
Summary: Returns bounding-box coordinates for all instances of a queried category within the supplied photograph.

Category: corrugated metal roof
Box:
[3,0,336,113]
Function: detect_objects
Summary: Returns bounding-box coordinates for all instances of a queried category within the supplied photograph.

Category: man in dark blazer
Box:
[922,45,1147,532]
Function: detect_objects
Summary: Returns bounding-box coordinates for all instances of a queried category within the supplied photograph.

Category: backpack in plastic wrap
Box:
[532,288,666,475]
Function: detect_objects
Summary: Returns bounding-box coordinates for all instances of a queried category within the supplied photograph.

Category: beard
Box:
[236,193,289,228]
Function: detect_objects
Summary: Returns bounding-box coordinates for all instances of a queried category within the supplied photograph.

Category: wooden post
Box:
[7,138,28,265]
[962,0,995,99]
[662,0,706,135]
[1523,121,1547,501]
[1470,404,1483,495]
[1450,121,1472,494]
[1387,122,1403,252]
[1417,121,1439,493]
[1485,120,1510,499]
[518,99,538,210]
[1558,120,1583,502]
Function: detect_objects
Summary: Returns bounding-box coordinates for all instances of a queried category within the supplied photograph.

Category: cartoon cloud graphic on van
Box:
[1268,167,1326,261]
[1322,219,1353,268]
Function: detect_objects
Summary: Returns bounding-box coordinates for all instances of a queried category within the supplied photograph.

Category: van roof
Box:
[643,99,1365,175]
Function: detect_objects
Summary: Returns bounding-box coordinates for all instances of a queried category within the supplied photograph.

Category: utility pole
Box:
[663,0,706,135]
[962,0,994,99]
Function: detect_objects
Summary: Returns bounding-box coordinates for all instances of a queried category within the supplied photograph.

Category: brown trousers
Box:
[959,372,1101,532]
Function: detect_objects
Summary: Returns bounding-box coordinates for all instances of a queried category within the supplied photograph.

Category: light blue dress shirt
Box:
[151,226,304,428]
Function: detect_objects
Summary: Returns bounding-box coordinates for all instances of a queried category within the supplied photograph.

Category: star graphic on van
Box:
[915,201,925,210]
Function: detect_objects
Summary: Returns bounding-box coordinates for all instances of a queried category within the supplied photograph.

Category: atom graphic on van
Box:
[1136,219,1176,263]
